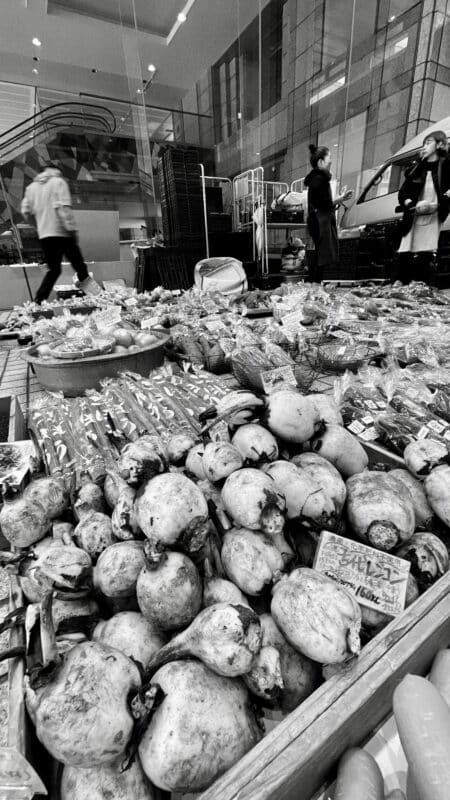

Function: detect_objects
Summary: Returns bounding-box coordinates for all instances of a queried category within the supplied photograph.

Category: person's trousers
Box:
[36,236,89,303]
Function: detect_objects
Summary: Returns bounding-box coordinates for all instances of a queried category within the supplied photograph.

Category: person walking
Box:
[21,163,100,303]
[305,144,353,282]
[396,130,450,284]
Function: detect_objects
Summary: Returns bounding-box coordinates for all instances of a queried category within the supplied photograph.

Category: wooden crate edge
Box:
[199,572,450,800]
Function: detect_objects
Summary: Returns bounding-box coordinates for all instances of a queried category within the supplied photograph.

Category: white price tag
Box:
[261,365,296,394]
[358,427,379,441]
[210,420,230,442]
[347,420,365,435]
[204,318,227,333]
[141,316,156,330]
[427,419,446,434]
[417,425,430,439]
[361,414,374,425]
[282,310,304,336]
[314,531,410,617]
[125,296,138,307]
[95,306,122,328]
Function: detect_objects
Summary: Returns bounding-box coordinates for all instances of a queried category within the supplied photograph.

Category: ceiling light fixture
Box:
[389,14,396,21]
[147,63,156,72]
[32,68,39,75]
[167,0,197,44]
[32,37,41,47]
[136,88,142,94]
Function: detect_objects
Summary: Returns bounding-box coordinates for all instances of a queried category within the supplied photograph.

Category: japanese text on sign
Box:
[313,531,410,617]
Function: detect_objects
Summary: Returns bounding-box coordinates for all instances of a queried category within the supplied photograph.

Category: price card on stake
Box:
[261,365,296,394]
[281,309,304,337]
[95,306,122,329]
[313,531,410,617]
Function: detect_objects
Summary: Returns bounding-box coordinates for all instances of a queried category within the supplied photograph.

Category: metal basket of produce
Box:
[316,341,373,373]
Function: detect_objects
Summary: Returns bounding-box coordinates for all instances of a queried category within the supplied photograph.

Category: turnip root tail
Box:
[143,642,192,678]
[143,539,167,568]
[28,588,61,690]
[124,683,166,771]
[179,516,210,554]
[0,550,33,569]
[0,605,26,637]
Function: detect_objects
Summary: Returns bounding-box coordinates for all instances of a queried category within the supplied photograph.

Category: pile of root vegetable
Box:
[0,386,449,797]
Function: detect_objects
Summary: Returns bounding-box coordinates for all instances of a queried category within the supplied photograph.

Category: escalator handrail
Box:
[0,101,116,142]
[0,110,115,158]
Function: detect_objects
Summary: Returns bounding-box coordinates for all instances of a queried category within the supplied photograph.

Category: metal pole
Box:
[0,170,33,301]
[199,163,210,259]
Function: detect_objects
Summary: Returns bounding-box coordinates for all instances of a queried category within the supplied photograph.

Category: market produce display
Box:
[1,367,449,798]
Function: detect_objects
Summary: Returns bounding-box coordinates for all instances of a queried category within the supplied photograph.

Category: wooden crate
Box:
[199,572,450,800]
[5,408,450,800]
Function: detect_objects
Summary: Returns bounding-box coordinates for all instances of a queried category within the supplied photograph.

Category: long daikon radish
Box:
[393,674,450,800]
[333,747,384,800]
[407,649,450,800]
[406,772,421,800]
[429,649,450,705]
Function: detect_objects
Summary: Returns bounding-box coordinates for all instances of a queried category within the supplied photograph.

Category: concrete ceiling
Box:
[0,0,264,108]
[48,0,186,37]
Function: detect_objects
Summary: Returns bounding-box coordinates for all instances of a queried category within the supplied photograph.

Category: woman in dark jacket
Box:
[305,144,353,282]
[396,130,450,283]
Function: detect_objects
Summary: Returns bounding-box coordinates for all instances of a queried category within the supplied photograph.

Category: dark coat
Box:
[305,168,338,269]
[397,156,450,237]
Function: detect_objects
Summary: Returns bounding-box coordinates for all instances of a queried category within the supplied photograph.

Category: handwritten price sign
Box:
[314,531,410,617]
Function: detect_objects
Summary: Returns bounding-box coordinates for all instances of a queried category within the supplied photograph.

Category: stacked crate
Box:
[158,148,206,248]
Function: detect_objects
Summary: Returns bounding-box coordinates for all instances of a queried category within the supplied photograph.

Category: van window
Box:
[358,155,416,204]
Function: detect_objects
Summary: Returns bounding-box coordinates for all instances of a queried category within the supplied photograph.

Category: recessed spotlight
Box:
[147,64,156,73]
[177,12,187,22]
[32,68,39,75]
[120,116,126,122]
[32,37,41,47]
[136,88,142,94]
[237,111,242,119]
[255,151,260,156]
[389,14,396,21]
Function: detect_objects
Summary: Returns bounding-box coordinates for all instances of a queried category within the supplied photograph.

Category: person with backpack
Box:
[21,162,101,303]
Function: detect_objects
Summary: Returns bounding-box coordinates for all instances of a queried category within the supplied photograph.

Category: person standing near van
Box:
[396,130,450,283]
[21,163,101,303]
[305,144,353,282]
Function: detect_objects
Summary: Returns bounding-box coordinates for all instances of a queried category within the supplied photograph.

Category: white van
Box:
[341,116,450,237]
